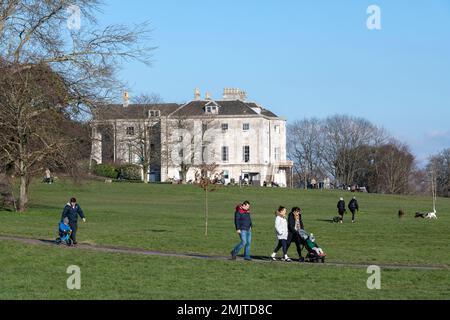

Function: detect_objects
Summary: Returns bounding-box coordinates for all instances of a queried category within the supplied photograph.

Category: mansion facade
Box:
[91,88,293,187]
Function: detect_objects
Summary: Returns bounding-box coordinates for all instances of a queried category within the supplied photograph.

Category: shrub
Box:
[93,164,119,179]
[118,164,142,181]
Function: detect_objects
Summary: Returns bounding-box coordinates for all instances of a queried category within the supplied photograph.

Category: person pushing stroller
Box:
[61,197,87,245]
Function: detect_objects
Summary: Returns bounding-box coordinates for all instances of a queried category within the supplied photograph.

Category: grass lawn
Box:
[0,179,449,299]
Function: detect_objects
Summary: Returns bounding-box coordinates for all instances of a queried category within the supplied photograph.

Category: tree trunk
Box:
[143,164,149,183]
[205,188,208,236]
[18,173,28,213]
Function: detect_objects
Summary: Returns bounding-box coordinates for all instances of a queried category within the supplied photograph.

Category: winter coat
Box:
[337,200,346,214]
[287,212,304,234]
[275,215,288,240]
[234,205,252,231]
[348,199,359,212]
[61,203,85,224]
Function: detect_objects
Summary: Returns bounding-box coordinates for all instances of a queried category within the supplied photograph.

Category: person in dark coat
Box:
[61,197,86,245]
[286,207,305,262]
[231,201,253,261]
[348,197,359,223]
[337,197,346,223]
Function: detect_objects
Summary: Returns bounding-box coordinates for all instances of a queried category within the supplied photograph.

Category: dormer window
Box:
[148,110,160,118]
[204,102,219,114]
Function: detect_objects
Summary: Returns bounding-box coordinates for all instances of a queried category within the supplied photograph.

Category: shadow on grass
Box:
[316,219,336,224]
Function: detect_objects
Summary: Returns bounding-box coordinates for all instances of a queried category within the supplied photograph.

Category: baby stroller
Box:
[56,218,73,246]
[298,230,326,263]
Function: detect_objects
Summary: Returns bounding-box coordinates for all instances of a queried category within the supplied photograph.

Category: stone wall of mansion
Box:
[91,88,294,187]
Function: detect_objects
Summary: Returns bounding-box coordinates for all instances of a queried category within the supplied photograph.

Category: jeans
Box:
[69,222,78,243]
[232,229,252,259]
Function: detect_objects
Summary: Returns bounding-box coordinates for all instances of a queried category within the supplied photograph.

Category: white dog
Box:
[426,210,438,219]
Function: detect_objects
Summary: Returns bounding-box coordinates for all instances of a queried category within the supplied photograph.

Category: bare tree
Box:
[163,115,219,183]
[116,94,163,183]
[375,141,415,194]
[0,0,154,211]
[287,118,323,189]
[322,115,386,186]
[195,163,220,236]
[427,148,450,197]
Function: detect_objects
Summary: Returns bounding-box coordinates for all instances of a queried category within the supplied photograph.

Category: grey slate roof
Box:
[171,100,279,118]
[95,103,181,120]
[95,100,279,120]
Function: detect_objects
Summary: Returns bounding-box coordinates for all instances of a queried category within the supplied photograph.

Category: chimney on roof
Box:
[223,88,247,101]
[123,91,130,108]
[194,88,201,101]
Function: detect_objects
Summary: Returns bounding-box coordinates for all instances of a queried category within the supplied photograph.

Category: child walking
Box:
[270,206,292,262]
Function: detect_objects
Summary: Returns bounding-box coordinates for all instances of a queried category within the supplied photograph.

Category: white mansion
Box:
[91,88,293,187]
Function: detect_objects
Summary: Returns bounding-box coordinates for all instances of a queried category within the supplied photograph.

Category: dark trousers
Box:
[350,209,356,221]
[273,239,288,256]
[69,222,78,243]
[287,232,303,258]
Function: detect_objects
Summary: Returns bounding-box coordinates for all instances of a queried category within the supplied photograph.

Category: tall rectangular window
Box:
[222,146,229,162]
[274,147,280,161]
[243,123,250,131]
[126,127,135,136]
[274,125,281,133]
[221,123,229,132]
[243,146,250,163]
[179,148,184,159]
[128,144,133,163]
[202,146,207,163]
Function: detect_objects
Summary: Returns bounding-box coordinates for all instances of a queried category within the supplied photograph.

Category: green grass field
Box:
[0,180,449,299]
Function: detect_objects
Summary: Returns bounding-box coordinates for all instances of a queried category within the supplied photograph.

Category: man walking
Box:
[337,197,346,224]
[231,201,252,261]
[61,197,86,245]
[348,196,359,223]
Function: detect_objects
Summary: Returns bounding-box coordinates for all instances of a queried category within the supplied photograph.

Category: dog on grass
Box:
[415,210,438,219]
[426,210,438,219]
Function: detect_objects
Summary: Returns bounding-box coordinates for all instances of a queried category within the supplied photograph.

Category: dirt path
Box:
[1,235,448,271]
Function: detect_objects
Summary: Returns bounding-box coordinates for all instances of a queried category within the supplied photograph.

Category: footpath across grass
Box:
[0,241,449,300]
[0,180,449,299]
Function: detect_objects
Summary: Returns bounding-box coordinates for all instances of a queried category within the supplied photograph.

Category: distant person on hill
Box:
[287,207,305,262]
[337,198,346,224]
[44,168,53,184]
[231,201,253,261]
[61,197,86,245]
[348,197,359,223]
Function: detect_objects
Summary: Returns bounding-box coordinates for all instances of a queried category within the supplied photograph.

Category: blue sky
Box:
[97,0,450,166]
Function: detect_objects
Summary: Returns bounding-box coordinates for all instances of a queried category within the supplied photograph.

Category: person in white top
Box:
[270,206,292,262]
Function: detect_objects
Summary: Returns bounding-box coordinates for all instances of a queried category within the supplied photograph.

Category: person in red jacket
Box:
[230,201,252,261]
